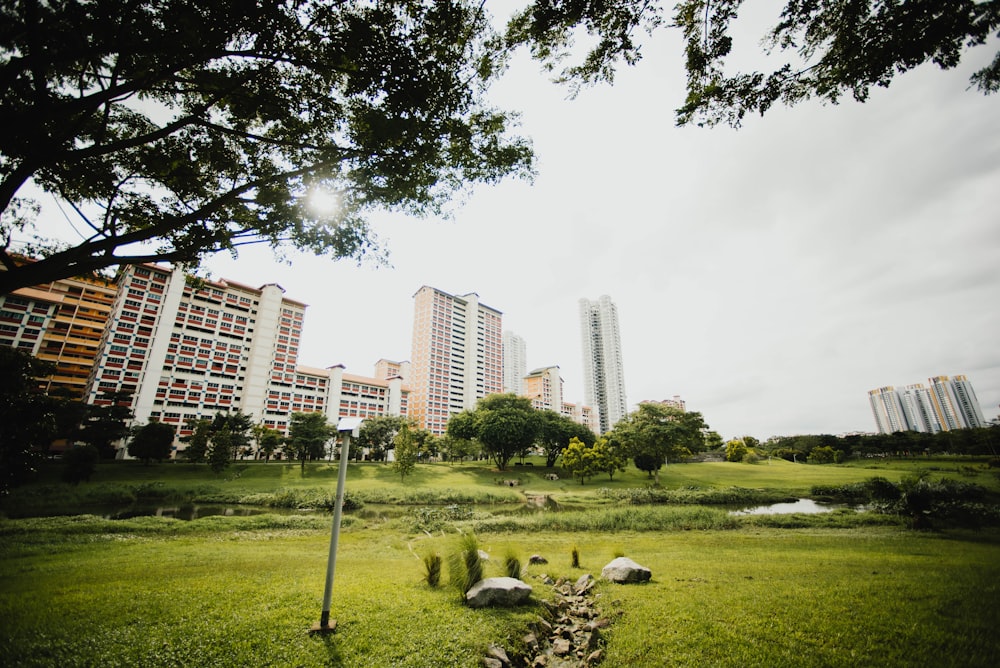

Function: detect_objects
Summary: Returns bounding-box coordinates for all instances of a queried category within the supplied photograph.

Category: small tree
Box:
[392,424,419,482]
[208,426,233,474]
[726,439,748,462]
[356,415,408,462]
[61,444,100,485]
[258,427,283,463]
[127,420,175,465]
[561,437,600,485]
[180,418,212,463]
[597,437,628,481]
[78,391,134,460]
[286,411,333,472]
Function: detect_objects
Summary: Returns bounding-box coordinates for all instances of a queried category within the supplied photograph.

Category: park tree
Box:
[561,437,600,484]
[256,425,284,463]
[212,411,253,460]
[127,420,175,465]
[0,0,533,293]
[77,391,134,460]
[6,3,994,294]
[180,418,212,463]
[207,425,233,474]
[61,444,100,485]
[0,347,61,492]
[392,424,419,482]
[726,438,749,462]
[598,437,629,481]
[448,394,541,471]
[611,403,710,478]
[438,434,481,463]
[286,411,333,471]
[356,416,409,462]
[536,409,597,467]
[703,430,725,452]
[509,1,1000,127]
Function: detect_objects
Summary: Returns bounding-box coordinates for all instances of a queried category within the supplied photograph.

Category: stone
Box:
[586,649,604,665]
[485,644,510,666]
[601,557,652,584]
[529,554,548,565]
[574,574,595,594]
[483,659,503,668]
[552,638,572,656]
[466,577,533,608]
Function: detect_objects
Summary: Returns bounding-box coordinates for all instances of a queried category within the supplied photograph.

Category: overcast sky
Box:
[33,8,1000,440]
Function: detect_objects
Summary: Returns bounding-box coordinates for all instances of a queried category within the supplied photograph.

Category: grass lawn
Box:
[2,456,998,666]
[1,515,997,667]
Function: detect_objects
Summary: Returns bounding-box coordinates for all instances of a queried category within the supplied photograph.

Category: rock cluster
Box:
[482,573,609,668]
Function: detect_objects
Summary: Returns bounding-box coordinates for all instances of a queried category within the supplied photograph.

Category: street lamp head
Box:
[337,417,364,438]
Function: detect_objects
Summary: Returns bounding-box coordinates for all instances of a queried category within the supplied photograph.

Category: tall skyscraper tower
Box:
[869,375,987,434]
[409,286,503,434]
[579,295,627,434]
[503,331,526,395]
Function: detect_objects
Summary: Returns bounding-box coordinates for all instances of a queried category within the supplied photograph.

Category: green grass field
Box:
[2,457,998,667]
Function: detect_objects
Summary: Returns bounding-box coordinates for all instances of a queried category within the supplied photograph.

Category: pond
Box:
[729,498,849,516]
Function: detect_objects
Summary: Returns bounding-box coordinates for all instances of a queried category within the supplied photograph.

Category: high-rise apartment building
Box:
[86,264,407,457]
[523,366,562,414]
[523,364,599,433]
[409,286,503,434]
[869,375,986,434]
[869,386,908,434]
[503,331,526,395]
[0,270,116,397]
[579,295,627,434]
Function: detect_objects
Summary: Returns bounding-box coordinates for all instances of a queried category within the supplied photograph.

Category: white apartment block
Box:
[85,264,406,457]
[409,286,503,435]
[503,331,526,395]
[579,295,628,434]
[869,375,986,434]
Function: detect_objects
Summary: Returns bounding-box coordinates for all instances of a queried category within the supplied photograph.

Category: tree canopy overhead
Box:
[512,1,1000,127]
[0,0,534,292]
[3,1,995,292]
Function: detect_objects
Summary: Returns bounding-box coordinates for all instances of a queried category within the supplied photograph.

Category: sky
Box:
[30,7,1000,441]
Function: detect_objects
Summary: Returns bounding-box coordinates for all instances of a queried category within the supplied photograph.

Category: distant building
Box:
[869,375,987,434]
[0,270,117,397]
[503,331,526,395]
[579,295,627,434]
[85,264,406,457]
[374,358,409,383]
[523,366,562,413]
[408,286,503,435]
[641,396,687,412]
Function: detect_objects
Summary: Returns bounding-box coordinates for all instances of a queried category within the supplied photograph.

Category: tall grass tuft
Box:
[448,533,484,600]
[423,552,442,587]
[571,545,580,568]
[503,549,522,579]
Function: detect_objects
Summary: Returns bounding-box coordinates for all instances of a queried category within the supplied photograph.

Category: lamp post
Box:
[310,416,363,634]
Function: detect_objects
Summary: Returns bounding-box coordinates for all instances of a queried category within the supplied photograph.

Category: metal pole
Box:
[318,432,351,630]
